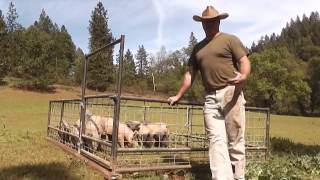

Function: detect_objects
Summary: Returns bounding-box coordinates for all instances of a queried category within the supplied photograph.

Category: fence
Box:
[47,95,270,176]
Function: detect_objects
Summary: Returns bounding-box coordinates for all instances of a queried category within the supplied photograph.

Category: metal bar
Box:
[85,38,121,59]
[79,56,88,154]
[49,99,81,103]
[80,149,112,169]
[118,147,208,152]
[58,101,65,128]
[50,96,269,112]
[174,134,207,140]
[115,165,192,173]
[265,108,271,159]
[119,96,202,106]
[46,138,112,179]
[48,126,80,139]
[82,134,112,147]
[47,102,52,137]
[111,35,125,171]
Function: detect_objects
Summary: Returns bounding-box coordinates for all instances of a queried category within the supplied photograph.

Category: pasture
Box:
[0,85,320,179]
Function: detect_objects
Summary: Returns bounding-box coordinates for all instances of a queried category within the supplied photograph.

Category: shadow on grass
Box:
[190,165,211,180]
[271,137,320,156]
[0,162,79,180]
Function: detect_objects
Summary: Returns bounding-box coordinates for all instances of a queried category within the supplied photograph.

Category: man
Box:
[168,6,250,180]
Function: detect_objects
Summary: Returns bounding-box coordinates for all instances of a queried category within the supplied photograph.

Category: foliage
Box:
[122,49,136,86]
[245,47,311,115]
[74,48,85,85]
[87,2,114,92]
[246,138,320,179]
[0,10,7,83]
[0,3,75,90]
[5,2,22,33]
[1,1,320,115]
[136,45,149,77]
[250,11,320,114]
[308,57,320,113]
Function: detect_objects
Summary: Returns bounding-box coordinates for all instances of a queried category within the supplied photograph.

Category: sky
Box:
[0,0,319,54]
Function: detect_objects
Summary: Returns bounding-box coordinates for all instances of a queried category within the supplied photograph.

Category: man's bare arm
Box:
[228,55,251,101]
[168,70,197,105]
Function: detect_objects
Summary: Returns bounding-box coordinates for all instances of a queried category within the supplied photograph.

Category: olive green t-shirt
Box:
[188,32,248,92]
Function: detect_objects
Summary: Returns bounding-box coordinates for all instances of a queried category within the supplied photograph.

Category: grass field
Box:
[0,85,320,179]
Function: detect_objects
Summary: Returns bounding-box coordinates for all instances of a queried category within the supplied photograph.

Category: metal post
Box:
[143,105,147,122]
[265,108,271,159]
[47,102,52,137]
[79,56,88,153]
[186,106,192,147]
[111,35,125,172]
[59,101,65,128]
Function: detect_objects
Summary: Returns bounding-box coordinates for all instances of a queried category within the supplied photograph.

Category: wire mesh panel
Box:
[80,96,115,166]
[47,100,81,150]
[245,107,270,161]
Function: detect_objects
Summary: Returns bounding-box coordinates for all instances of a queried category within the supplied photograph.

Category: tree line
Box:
[0,2,319,115]
[248,12,320,115]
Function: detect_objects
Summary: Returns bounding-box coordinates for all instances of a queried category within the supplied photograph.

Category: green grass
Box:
[1,85,320,179]
[270,114,320,145]
[0,86,103,180]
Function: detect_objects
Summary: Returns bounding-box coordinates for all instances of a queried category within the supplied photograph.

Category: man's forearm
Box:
[239,55,251,81]
[233,56,250,100]
[175,71,193,98]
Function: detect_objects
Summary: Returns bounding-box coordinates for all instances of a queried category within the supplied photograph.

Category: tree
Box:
[308,57,320,113]
[74,48,85,85]
[182,32,198,64]
[53,25,76,82]
[245,47,310,115]
[135,45,148,76]
[87,2,114,91]
[6,2,21,33]
[0,10,6,34]
[36,9,55,33]
[0,10,7,82]
[122,49,136,86]
[15,26,55,90]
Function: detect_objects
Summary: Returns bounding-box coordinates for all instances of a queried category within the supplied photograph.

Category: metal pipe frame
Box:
[78,35,125,173]
[47,102,52,137]
[47,33,271,176]
[111,35,125,172]
[46,137,112,179]
[265,108,271,159]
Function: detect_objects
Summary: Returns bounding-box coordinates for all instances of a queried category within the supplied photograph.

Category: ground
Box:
[0,85,320,179]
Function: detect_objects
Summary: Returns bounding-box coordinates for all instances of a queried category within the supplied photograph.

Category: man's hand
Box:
[168,95,181,106]
[227,71,247,85]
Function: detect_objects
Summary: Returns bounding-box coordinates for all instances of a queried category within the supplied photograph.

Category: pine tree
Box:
[183,32,198,57]
[0,10,6,34]
[0,10,7,82]
[136,45,148,76]
[87,2,114,91]
[37,9,55,33]
[122,49,136,85]
[6,2,21,33]
[74,48,85,85]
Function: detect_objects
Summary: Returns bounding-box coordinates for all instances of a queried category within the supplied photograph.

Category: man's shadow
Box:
[0,162,79,180]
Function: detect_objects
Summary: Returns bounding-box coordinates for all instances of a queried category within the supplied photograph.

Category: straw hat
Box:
[193,6,228,22]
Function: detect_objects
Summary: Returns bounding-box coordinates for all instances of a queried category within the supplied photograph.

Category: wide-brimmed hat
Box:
[193,6,228,22]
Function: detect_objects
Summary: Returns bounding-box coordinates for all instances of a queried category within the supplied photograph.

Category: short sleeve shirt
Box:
[188,32,248,92]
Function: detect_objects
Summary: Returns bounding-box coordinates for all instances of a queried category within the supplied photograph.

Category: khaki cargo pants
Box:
[204,85,246,180]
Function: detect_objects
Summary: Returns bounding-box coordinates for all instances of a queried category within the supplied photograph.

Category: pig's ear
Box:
[135,123,141,130]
